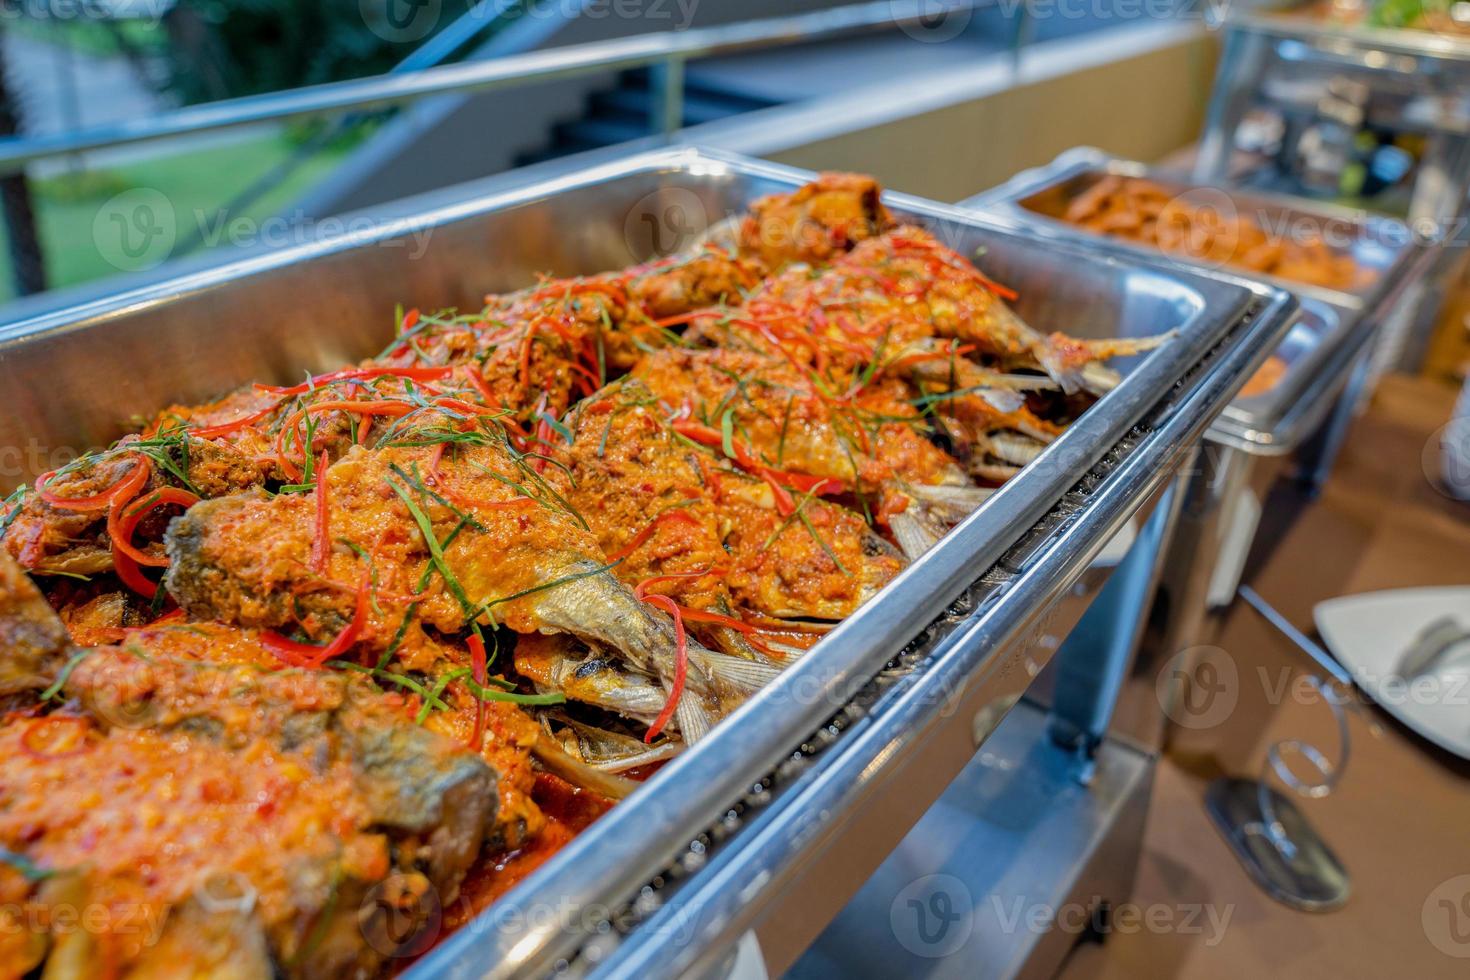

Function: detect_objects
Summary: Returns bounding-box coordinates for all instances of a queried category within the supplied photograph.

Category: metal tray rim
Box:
[1227,0,1470,63]
[961,145,1424,449]
[966,145,1419,307]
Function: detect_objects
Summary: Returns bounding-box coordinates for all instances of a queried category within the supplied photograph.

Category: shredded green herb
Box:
[40,650,92,701]
[0,847,53,883]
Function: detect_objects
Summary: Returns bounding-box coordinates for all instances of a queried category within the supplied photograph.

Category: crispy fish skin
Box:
[162,430,763,730]
[0,594,499,978]
[559,380,904,625]
[514,633,670,725]
[65,632,498,897]
[739,172,894,268]
[163,438,601,647]
[0,547,71,709]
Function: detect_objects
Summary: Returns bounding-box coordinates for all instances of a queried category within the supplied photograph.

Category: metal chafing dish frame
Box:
[1222,0,1470,70]
[962,146,1429,778]
[962,145,1425,458]
[1196,1,1470,225]
[1194,3,1470,375]
[0,147,1295,979]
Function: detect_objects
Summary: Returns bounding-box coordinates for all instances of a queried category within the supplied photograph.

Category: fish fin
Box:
[1086,330,1177,359]
[531,737,638,800]
[674,694,713,744]
[988,432,1046,466]
[979,389,1026,413]
[891,510,941,561]
[700,650,782,693]
[762,641,813,662]
[971,461,1022,482]
[1079,361,1122,396]
[907,483,995,522]
[709,625,785,666]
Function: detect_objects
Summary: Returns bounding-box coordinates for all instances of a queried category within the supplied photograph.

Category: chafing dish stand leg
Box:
[1194,28,1272,184]
[1200,588,1355,913]
[786,701,1155,980]
[787,486,1188,978]
[1291,341,1375,495]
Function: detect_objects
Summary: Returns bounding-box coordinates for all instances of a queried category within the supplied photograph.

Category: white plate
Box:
[1315,587,1470,760]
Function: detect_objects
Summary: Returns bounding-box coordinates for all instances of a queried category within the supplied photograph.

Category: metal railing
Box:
[0,0,992,174]
[169,2,523,255]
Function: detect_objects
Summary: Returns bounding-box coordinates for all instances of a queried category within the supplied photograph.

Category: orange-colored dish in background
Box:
[1060,176,1367,293]
[1239,354,1290,399]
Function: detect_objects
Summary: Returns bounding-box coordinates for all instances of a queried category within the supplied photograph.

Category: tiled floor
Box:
[1058,374,1470,979]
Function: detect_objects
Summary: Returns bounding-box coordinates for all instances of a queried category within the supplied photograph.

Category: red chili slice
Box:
[20,716,94,759]
[638,593,686,744]
[108,484,199,569]
[467,632,488,750]
[632,566,723,600]
[191,403,279,439]
[311,451,331,575]
[261,574,370,669]
[35,456,148,513]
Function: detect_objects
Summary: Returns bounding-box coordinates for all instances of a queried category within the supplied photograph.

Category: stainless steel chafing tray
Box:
[1228,0,1470,67]
[0,147,1296,978]
[963,146,1424,456]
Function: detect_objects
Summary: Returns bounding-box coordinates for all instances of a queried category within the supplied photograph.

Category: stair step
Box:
[517,64,785,171]
[580,100,651,130]
[551,118,648,149]
[590,85,774,126]
[618,67,781,112]
[514,144,580,168]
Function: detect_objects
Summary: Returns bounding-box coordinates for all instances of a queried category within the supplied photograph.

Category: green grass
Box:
[0,131,354,303]
[6,17,168,58]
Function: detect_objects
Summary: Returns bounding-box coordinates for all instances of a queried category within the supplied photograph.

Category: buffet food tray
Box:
[965,146,1424,455]
[0,147,1296,978]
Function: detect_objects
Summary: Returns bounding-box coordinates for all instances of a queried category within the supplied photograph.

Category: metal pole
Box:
[1194,28,1271,183]
[0,35,46,295]
[1237,585,1353,687]
[648,56,684,141]
[1010,0,1034,74]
